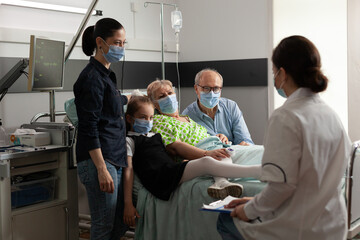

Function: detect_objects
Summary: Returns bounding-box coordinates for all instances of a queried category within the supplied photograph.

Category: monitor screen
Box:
[28,35,65,91]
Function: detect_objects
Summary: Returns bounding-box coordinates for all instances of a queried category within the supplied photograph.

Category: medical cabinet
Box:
[0,122,78,240]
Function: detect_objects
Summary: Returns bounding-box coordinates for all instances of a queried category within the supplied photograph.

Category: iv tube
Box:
[172,8,182,110]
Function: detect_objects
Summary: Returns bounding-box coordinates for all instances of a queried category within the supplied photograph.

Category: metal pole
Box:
[144,2,177,80]
[65,0,99,62]
[160,3,165,79]
[49,90,55,122]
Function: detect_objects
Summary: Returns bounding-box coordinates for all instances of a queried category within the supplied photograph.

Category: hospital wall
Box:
[273,0,349,134]
[177,0,271,145]
[0,0,271,145]
[348,0,360,142]
[0,0,179,131]
[1,0,357,144]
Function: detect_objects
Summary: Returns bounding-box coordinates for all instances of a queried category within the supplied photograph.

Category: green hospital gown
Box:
[152,114,210,146]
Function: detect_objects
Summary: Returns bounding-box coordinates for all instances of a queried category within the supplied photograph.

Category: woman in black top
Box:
[74,18,128,240]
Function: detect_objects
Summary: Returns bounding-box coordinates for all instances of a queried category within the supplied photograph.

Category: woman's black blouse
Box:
[74,57,128,167]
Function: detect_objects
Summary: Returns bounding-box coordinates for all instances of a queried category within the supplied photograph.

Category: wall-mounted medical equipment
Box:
[25,0,99,124]
[28,35,65,91]
[0,59,28,102]
[27,35,65,123]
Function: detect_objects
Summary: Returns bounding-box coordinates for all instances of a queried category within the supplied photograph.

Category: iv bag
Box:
[171,10,182,33]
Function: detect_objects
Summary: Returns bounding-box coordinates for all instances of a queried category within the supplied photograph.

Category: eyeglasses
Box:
[197,84,222,94]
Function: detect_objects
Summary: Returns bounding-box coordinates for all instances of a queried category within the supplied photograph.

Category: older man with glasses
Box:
[182,68,254,145]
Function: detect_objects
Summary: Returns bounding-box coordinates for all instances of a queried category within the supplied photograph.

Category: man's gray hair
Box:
[194,68,223,86]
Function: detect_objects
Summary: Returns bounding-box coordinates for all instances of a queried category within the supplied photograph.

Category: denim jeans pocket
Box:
[77,160,90,184]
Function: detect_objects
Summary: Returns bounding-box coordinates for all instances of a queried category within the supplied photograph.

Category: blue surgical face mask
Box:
[199,91,220,109]
[276,85,287,98]
[101,38,125,63]
[273,70,287,98]
[133,118,153,134]
[157,94,178,114]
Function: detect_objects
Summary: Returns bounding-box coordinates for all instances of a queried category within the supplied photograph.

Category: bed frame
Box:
[346,140,360,239]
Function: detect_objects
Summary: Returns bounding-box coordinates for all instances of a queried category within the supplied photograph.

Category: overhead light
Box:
[0,0,101,15]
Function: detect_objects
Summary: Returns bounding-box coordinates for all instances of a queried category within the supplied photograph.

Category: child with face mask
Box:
[122,95,261,227]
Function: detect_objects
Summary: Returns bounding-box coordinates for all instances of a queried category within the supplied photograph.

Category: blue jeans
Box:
[78,159,128,240]
[217,213,246,240]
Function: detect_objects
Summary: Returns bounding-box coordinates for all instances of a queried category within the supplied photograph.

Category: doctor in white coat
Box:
[217,35,352,240]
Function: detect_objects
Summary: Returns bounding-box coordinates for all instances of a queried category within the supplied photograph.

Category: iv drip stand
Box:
[144,2,177,80]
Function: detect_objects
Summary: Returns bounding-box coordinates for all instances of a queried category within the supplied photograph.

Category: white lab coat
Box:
[234,88,352,240]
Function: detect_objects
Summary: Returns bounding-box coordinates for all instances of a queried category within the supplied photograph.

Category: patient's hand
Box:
[239,141,250,146]
[124,204,140,227]
[207,149,230,160]
[216,134,229,144]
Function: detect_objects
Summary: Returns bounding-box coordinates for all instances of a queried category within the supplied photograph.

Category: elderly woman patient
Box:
[146,80,261,199]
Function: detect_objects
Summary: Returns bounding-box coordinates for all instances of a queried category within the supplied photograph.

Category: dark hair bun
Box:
[305,67,328,93]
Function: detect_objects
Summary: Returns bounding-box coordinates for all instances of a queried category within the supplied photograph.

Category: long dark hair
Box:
[272,35,328,93]
[82,18,124,56]
[125,96,154,132]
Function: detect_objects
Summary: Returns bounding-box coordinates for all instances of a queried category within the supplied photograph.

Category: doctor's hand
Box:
[216,134,229,144]
[97,168,115,193]
[225,197,253,209]
[206,149,230,160]
[231,204,250,222]
[124,204,140,227]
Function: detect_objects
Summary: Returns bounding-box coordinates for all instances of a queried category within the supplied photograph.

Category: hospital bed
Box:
[64,96,265,239]
[132,144,265,240]
[64,98,360,240]
[132,140,360,240]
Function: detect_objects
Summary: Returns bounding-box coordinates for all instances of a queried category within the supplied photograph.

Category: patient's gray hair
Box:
[194,68,223,86]
[147,79,173,101]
